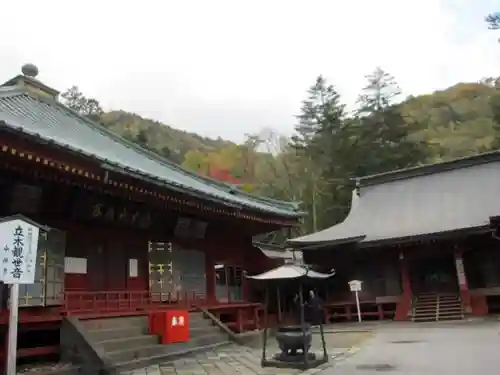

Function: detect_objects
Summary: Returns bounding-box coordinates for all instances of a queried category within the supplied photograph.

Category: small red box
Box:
[148,311,165,336]
[163,310,190,344]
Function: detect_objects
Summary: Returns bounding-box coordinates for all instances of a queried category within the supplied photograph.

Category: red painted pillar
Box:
[205,252,216,305]
[400,252,412,299]
[395,251,412,321]
[242,272,250,301]
[454,248,471,313]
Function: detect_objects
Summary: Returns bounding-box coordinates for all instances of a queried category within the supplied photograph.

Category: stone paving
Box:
[123,330,371,375]
[318,321,500,375]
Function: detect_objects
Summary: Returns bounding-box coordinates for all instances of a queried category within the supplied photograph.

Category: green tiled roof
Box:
[0,79,302,218]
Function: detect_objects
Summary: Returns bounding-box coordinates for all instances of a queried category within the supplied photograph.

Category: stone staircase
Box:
[81,312,231,372]
[412,292,464,322]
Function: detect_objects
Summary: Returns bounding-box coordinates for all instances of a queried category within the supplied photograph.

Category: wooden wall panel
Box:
[106,239,126,290]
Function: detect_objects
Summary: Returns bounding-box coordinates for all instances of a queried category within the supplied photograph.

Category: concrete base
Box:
[262,352,328,370]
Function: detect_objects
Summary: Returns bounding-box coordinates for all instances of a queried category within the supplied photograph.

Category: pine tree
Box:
[486,13,500,30]
[291,76,348,165]
[354,67,429,176]
[291,76,354,228]
[60,86,103,119]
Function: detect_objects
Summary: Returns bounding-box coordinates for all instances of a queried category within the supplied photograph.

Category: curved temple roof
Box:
[0,73,302,218]
[289,153,500,248]
[246,264,335,280]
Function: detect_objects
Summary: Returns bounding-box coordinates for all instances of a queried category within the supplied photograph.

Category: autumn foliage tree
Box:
[182,144,257,192]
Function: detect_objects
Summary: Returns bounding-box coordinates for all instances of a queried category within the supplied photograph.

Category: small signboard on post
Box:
[348,280,363,323]
[0,216,40,375]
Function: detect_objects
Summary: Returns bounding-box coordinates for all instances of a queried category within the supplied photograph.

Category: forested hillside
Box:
[60,70,500,236]
[99,111,233,164]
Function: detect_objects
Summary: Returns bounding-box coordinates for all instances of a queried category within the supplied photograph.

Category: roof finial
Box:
[21,63,39,78]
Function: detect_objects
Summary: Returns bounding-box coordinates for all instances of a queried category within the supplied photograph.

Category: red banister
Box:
[62,289,209,314]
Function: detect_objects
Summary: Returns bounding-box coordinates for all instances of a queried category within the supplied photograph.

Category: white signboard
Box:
[455,256,466,286]
[64,257,88,274]
[348,279,363,323]
[348,279,362,292]
[128,258,138,278]
[0,219,39,284]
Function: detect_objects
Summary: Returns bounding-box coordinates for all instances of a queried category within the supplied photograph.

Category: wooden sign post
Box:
[348,280,363,323]
[0,217,40,375]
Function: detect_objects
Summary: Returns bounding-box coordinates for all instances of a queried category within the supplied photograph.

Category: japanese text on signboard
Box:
[0,219,39,284]
[171,316,185,327]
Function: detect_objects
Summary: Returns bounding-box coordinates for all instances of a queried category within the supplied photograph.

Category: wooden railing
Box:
[63,290,208,315]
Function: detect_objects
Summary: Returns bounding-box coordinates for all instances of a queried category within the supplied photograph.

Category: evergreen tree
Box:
[291,76,354,228]
[354,67,429,176]
[291,76,351,170]
[136,129,149,147]
[486,12,500,43]
[486,12,500,30]
[60,86,103,119]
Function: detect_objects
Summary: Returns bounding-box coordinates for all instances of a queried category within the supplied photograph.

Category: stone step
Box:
[414,307,437,312]
[415,306,461,313]
[439,301,461,306]
[88,326,148,342]
[414,309,437,314]
[114,341,232,372]
[413,316,436,322]
[87,317,218,345]
[189,312,206,321]
[416,300,459,308]
[189,318,214,329]
[413,313,437,320]
[414,305,438,311]
[438,305,462,311]
[82,316,148,331]
[108,344,171,363]
[418,294,458,300]
[190,325,221,338]
[416,299,438,305]
[439,310,463,317]
[418,295,439,300]
[417,292,439,297]
[438,315,463,321]
[100,334,160,352]
[82,312,209,331]
[107,332,228,363]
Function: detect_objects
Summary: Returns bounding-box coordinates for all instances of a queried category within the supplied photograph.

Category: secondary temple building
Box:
[289,152,500,322]
[0,64,302,367]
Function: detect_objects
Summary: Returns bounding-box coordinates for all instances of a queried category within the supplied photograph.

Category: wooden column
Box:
[400,252,412,299]
[242,271,250,301]
[454,247,471,313]
[205,252,216,304]
[395,251,412,321]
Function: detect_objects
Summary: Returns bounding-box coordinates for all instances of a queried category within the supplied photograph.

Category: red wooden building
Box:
[0,65,302,365]
[289,152,500,323]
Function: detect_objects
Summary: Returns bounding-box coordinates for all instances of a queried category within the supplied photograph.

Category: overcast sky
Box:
[2,0,499,143]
